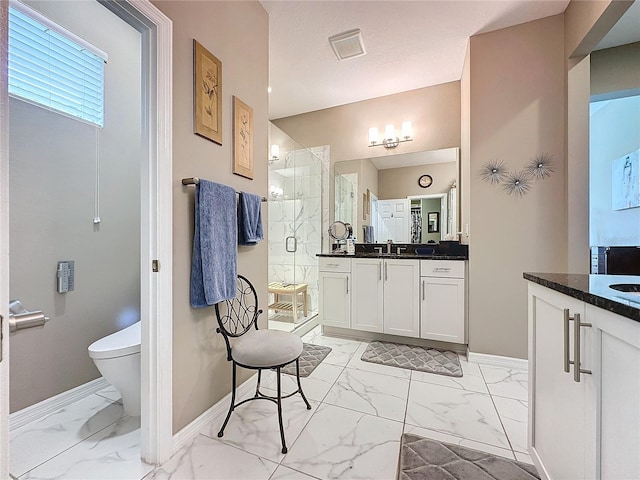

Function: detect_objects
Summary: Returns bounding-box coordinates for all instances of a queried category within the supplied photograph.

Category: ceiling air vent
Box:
[328,29,366,61]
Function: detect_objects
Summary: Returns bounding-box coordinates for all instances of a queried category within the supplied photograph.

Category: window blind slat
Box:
[8,6,104,127]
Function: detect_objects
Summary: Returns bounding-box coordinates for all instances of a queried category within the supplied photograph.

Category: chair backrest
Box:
[214,275,262,352]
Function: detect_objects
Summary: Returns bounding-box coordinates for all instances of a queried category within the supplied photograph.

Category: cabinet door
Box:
[351,258,383,332]
[383,260,419,337]
[589,304,640,480]
[319,271,350,328]
[528,283,593,480]
[420,277,465,343]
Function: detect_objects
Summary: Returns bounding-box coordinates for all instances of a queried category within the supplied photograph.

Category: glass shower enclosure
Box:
[268,123,326,332]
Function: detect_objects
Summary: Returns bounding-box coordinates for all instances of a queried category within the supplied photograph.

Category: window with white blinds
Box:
[8,4,105,127]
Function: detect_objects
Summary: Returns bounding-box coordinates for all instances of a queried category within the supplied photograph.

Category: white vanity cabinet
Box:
[528,281,640,480]
[420,260,466,343]
[383,259,420,337]
[528,283,595,480]
[588,304,640,480]
[318,257,351,328]
[351,258,384,332]
[351,258,420,337]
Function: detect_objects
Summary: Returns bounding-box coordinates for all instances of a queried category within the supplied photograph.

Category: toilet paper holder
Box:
[8,300,50,333]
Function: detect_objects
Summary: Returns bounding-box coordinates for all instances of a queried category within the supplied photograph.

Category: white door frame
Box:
[1,2,11,477]
[0,1,173,474]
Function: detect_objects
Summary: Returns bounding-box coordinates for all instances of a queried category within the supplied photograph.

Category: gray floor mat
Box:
[400,433,540,480]
[361,340,462,377]
[281,343,332,377]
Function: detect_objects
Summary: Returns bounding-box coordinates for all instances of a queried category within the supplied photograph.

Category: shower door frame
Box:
[0,0,174,473]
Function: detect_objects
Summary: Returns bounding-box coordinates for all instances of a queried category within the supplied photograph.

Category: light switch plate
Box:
[57,261,75,293]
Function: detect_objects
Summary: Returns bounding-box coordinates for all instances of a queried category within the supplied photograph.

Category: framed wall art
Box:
[193,40,222,145]
[233,96,254,179]
[427,211,440,233]
[612,149,640,210]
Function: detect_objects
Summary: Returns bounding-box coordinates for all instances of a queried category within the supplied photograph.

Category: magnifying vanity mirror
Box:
[332,147,460,244]
[328,220,353,252]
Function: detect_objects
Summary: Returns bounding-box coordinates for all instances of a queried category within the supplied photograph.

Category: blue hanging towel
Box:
[190,180,238,307]
[237,192,264,245]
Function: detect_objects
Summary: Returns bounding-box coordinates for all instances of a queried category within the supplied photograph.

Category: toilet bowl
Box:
[88,321,141,416]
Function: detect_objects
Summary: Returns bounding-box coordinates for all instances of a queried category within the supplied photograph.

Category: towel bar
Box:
[181,177,267,202]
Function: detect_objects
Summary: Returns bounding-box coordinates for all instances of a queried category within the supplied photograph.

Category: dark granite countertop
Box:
[317,253,468,260]
[524,272,640,323]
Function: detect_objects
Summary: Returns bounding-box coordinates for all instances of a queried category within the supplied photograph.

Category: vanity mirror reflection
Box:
[333,147,460,244]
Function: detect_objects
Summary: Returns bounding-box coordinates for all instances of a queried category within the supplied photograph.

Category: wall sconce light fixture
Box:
[369,121,413,148]
[269,184,283,199]
[269,144,280,164]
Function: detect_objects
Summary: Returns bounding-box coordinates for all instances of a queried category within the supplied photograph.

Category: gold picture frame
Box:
[233,96,254,179]
[193,40,222,145]
[363,193,367,220]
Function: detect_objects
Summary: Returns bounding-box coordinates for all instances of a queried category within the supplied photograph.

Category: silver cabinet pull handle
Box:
[433,267,451,272]
[378,262,382,281]
[563,309,571,373]
[346,277,349,294]
[384,262,388,281]
[572,312,592,382]
[422,280,425,301]
[326,263,339,267]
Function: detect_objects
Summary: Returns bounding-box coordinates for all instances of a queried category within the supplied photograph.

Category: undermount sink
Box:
[609,284,640,296]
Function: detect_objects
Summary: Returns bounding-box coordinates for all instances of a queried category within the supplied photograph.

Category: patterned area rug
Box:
[361,341,462,377]
[281,343,332,378]
[400,434,540,480]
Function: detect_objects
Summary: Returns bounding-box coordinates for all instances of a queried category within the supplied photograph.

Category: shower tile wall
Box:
[268,146,328,316]
[316,145,331,255]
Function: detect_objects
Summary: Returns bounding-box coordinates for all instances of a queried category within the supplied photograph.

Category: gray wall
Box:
[9,1,141,412]
[150,1,269,433]
[467,16,567,359]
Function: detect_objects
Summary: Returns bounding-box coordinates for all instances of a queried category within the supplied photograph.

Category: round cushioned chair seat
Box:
[232,329,303,368]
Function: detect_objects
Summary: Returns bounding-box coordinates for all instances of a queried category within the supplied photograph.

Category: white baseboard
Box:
[10,377,110,431]
[172,373,257,453]
[467,351,528,371]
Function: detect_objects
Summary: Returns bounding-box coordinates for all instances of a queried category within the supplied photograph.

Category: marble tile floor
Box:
[10,326,533,479]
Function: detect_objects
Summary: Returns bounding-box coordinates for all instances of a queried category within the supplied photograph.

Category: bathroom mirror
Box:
[333,147,460,243]
[427,212,440,233]
[328,220,352,240]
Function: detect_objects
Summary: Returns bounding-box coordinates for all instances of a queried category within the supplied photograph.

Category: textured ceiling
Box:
[262,0,571,120]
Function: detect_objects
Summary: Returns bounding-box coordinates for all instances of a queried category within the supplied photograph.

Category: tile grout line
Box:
[13,399,131,479]
[273,342,356,468]
[479,365,517,460]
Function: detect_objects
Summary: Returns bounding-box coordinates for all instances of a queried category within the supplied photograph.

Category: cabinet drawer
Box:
[420,260,465,278]
[319,257,351,273]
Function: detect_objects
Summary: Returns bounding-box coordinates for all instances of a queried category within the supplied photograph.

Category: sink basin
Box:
[609,284,640,296]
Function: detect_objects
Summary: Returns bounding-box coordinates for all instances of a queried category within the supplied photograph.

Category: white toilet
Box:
[88,321,141,416]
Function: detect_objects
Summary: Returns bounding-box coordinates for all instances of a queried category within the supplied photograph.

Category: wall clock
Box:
[418,174,433,188]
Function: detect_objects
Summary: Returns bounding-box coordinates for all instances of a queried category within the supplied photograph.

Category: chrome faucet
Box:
[386,239,393,254]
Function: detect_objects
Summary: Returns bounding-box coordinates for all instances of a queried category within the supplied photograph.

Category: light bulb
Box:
[401,121,412,139]
[368,127,379,145]
[384,124,395,140]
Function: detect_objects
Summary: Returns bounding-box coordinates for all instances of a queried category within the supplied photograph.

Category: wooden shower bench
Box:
[267,282,308,321]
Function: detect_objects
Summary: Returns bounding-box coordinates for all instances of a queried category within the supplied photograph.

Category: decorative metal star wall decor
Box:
[479,159,508,185]
[479,153,553,197]
[525,153,554,180]
[502,170,532,196]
